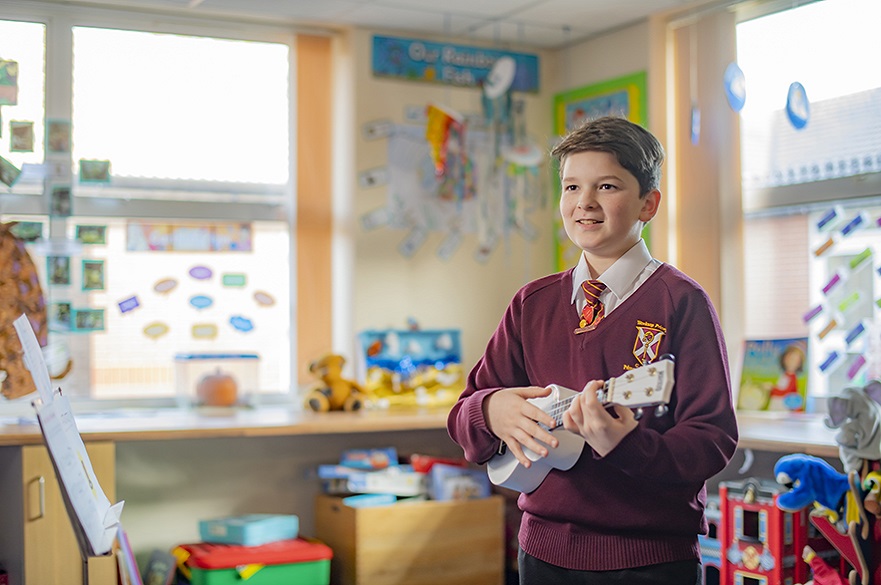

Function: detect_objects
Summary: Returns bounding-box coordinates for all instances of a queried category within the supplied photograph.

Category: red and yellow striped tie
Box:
[579,279,607,330]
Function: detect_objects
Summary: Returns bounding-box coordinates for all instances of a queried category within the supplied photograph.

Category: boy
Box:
[447,116,738,584]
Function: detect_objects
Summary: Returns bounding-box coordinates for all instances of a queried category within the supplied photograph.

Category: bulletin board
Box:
[551,71,649,271]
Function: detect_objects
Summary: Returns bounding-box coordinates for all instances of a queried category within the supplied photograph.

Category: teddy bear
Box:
[304,353,368,412]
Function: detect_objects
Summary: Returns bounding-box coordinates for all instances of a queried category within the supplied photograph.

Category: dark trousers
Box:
[518,547,702,585]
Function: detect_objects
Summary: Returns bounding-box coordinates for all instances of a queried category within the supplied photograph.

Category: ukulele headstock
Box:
[600,356,675,416]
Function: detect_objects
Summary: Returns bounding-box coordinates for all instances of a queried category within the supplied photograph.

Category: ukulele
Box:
[486,356,675,493]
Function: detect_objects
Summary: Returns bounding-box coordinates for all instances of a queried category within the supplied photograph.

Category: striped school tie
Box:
[579,280,606,330]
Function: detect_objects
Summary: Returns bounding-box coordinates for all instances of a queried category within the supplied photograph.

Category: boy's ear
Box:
[639,189,662,222]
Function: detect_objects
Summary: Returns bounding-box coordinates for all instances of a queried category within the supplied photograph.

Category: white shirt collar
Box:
[571,239,654,305]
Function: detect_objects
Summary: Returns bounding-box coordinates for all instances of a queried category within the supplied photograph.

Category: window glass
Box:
[0,13,294,409]
[36,217,291,402]
[0,19,46,195]
[72,26,290,194]
[738,0,881,406]
[737,0,881,196]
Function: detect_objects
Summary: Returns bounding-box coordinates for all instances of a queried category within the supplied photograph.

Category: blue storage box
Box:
[199,514,299,546]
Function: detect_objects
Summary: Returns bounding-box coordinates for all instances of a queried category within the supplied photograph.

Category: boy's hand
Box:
[484,386,559,469]
[562,379,638,457]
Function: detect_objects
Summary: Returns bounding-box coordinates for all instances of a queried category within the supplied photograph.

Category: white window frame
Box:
[0,1,300,412]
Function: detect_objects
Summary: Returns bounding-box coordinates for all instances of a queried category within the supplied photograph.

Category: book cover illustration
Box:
[738,337,809,412]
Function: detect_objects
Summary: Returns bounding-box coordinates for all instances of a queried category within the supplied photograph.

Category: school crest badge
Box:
[633,320,666,365]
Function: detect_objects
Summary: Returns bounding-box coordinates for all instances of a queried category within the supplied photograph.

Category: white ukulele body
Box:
[486,357,675,493]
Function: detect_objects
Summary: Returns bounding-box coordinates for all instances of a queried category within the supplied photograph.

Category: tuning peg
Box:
[634,407,644,420]
[655,404,669,417]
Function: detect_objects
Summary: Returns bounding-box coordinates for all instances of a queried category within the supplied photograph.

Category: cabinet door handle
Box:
[27,476,45,521]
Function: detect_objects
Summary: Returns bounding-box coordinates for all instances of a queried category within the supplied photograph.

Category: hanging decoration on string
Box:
[723,62,746,112]
[359,38,547,262]
[786,81,810,130]
[425,103,474,202]
[689,23,700,145]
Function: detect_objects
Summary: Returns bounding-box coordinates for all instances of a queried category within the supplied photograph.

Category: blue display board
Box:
[372,35,539,92]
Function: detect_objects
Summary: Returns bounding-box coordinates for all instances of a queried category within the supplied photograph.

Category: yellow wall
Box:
[345,29,559,372]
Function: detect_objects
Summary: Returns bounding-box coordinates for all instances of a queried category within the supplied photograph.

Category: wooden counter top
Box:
[735,411,839,458]
[0,407,842,457]
[0,406,452,446]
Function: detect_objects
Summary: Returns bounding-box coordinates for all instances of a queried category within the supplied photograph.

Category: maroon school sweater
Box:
[447,263,738,571]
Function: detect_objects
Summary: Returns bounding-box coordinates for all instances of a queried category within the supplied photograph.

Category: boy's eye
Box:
[599,183,617,190]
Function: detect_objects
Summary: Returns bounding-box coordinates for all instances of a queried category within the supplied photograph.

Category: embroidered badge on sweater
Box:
[633,319,667,365]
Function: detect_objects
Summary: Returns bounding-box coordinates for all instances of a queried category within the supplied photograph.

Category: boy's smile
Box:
[559,150,660,276]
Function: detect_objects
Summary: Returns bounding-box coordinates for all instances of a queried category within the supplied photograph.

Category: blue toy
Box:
[774,453,850,513]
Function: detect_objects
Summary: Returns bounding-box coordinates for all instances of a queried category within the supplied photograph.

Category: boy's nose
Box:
[577,192,597,209]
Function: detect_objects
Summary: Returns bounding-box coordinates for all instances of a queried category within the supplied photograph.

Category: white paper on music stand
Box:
[13,313,54,405]
[13,313,124,556]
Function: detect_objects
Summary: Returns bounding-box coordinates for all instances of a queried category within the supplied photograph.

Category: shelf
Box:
[0,406,452,445]
[735,411,839,457]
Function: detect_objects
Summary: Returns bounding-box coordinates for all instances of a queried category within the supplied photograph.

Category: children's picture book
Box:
[737,337,809,412]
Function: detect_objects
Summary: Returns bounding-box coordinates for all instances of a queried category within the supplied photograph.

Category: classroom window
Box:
[0,10,295,407]
[737,0,881,402]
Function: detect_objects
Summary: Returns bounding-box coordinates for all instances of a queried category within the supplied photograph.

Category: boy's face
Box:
[559,150,660,273]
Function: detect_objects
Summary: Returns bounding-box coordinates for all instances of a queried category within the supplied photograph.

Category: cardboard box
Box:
[315,494,504,585]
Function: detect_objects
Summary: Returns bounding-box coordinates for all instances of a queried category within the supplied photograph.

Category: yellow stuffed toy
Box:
[304,353,367,412]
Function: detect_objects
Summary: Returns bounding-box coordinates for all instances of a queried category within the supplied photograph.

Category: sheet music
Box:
[13,313,54,405]
[13,313,124,557]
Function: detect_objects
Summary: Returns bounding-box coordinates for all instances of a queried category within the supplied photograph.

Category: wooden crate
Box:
[315,495,505,585]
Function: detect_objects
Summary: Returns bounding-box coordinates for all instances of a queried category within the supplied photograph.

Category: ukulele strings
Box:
[544,381,612,425]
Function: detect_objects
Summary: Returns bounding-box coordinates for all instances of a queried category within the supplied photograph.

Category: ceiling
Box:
[73,0,706,49]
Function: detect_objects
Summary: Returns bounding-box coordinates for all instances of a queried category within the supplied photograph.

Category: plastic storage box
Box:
[174,352,259,407]
[199,514,299,546]
[175,538,332,585]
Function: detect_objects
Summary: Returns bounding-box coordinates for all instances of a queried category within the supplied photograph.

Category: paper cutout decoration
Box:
[143,322,170,339]
[188,295,213,310]
[118,296,140,314]
[785,82,810,130]
[425,103,465,178]
[723,62,746,112]
[192,323,218,339]
[253,291,275,307]
[154,278,178,294]
[189,266,212,280]
[229,315,254,332]
[221,273,246,287]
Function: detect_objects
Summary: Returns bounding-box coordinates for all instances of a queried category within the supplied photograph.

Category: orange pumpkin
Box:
[196,369,238,407]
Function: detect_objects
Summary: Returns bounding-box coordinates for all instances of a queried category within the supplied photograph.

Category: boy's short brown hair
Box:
[551,116,665,197]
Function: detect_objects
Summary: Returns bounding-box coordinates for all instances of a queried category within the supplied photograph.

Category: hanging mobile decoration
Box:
[786,81,810,130]
[689,23,700,145]
[425,103,472,203]
[723,62,746,112]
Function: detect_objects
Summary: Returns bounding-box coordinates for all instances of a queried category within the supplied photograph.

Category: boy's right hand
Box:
[483,386,559,469]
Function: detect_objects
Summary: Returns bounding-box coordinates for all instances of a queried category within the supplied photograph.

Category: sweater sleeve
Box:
[601,281,739,484]
[447,291,531,464]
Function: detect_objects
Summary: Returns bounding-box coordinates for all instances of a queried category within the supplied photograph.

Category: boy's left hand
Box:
[562,379,638,457]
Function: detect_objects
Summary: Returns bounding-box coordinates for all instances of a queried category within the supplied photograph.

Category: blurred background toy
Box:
[304,353,367,412]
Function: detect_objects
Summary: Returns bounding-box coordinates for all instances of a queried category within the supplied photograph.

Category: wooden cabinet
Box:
[0,442,117,585]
